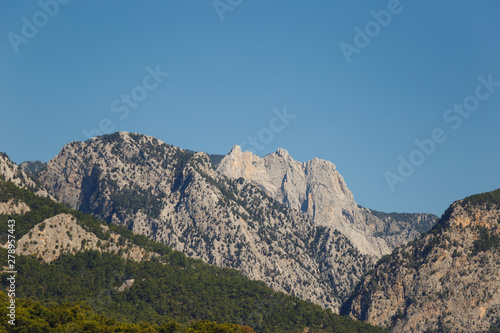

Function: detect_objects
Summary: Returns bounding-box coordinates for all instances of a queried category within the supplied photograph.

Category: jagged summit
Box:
[230,144,334,169]
[5,131,436,311]
[218,144,435,256]
[228,144,242,154]
[0,152,51,198]
[31,132,374,311]
[274,147,292,160]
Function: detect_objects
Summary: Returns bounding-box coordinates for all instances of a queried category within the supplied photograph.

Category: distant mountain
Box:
[19,160,47,177]
[0,152,51,198]
[341,189,500,332]
[32,132,373,311]
[217,145,437,256]
[0,176,386,332]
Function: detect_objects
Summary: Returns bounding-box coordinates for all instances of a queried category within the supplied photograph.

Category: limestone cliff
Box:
[217,145,436,257]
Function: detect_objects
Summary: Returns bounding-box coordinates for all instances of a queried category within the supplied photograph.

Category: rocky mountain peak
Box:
[228,144,242,155]
[0,152,51,199]
[32,132,376,311]
[342,188,500,333]
[218,145,436,257]
[274,148,291,159]
[438,190,500,231]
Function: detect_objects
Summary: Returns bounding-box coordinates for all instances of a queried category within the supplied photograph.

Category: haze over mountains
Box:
[2,131,499,332]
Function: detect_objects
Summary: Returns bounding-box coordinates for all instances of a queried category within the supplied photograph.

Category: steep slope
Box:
[19,160,47,177]
[16,213,156,263]
[34,132,372,311]
[217,146,437,257]
[0,152,51,198]
[0,178,387,333]
[341,188,500,333]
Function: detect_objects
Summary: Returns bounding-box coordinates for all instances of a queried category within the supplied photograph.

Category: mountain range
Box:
[26,132,435,310]
[1,131,498,332]
[0,176,384,332]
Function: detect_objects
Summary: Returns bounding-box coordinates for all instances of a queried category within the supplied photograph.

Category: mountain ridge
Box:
[30,132,373,310]
[217,144,437,256]
[4,131,436,312]
[0,177,386,332]
[341,188,500,332]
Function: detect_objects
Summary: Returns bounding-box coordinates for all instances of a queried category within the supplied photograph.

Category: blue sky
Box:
[1,0,499,216]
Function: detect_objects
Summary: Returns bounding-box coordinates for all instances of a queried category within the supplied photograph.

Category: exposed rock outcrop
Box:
[0,198,30,215]
[16,213,156,263]
[35,132,373,311]
[217,145,436,257]
[342,189,500,332]
[0,153,52,199]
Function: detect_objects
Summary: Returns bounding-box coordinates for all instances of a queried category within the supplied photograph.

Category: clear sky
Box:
[1,1,499,216]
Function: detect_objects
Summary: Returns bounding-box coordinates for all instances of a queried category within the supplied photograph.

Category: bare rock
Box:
[343,190,500,332]
[35,132,374,311]
[217,146,436,257]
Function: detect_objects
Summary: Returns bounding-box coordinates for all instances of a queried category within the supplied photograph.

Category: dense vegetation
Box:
[0,292,254,332]
[0,247,386,332]
[106,180,165,219]
[472,226,500,255]
[0,179,387,332]
[463,188,500,209]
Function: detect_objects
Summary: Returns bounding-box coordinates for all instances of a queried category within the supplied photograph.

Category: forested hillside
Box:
[0,178,386,332]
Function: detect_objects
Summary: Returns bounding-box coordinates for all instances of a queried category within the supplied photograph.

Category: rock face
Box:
[217,146,436,257]
[35,132,373,311]
[342,189,500,332]
[16,213,155,263]
[0,199,30,215]
[19,160,47,177]
[0,153,51,198]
